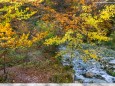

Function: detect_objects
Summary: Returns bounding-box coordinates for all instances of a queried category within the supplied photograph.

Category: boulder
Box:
[85,72,94,78]
[109,60,115,65]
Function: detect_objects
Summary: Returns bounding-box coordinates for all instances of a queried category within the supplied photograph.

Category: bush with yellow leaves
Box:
[0,23,47,49]
[0,1,36,24]
[0,23,47,81]
[44,4,115,62]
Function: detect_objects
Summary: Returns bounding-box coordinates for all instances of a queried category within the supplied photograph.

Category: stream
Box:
[60,46,115,83]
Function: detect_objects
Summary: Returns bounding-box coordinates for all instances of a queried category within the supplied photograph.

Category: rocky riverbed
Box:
[59,45,115,83]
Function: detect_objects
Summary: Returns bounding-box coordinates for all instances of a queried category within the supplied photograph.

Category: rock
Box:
[100,57,115,65]
[74,81,79,83]
[73,58,115,83]
[85,72,94,78]
[109,60,115,65]
[101,57,114,61]
[73,59,115,83]
[84,79,107,83]
[106,59,115,73]
[100,57,115,75]
[60,46,115,83]
[86,59,101,69]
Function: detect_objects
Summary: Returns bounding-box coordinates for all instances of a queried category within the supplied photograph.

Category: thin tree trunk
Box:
[2,52,7,81]
[3,55,6,74]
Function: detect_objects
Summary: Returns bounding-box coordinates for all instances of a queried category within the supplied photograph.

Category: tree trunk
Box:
[2,52,7,81]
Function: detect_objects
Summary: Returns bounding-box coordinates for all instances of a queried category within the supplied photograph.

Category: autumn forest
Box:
[0,0,115,83]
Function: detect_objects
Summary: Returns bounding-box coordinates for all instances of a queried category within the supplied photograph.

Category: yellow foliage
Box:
[88,32,111,42]
[82,5,92,12]
[44,30,74,45]
[83,49,98,61]
[80,5,115,42]
[100,5,115,20]
[44,36,61,45]
[32,31,48,42]
[0,23,16,48]
[0,2,37,23]
[0,23,47,49]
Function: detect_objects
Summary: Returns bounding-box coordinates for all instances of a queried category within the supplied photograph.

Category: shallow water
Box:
[60,46,115,83]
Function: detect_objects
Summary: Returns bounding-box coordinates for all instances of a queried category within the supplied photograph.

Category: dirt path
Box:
[0,65,52,83]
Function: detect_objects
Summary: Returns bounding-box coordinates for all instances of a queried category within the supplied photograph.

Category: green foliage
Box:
[45,0,53,6]
[81,44,115,58]
[50,73,73,83]
[107,31,115,49]
[0,48,27,68]
[107,70,115,77]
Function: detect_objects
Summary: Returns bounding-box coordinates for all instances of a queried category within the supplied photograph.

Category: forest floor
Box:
[0,65,52,83]
[0,51,53,83]
[0,47,73,83]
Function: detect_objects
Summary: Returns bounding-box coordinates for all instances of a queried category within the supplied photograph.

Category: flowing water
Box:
[59,46,115,83]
